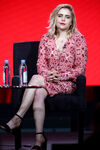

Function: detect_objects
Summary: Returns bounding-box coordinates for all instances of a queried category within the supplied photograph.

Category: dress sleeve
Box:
[37,35,49,79]
[60,35,88,81]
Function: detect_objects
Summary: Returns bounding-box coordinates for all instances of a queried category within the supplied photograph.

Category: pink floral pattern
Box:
[37,32,87,97]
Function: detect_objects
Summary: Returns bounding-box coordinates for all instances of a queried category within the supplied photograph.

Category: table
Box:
[0,85,42,104]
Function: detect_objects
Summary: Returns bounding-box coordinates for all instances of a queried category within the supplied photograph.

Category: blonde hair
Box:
[48,4,77,39]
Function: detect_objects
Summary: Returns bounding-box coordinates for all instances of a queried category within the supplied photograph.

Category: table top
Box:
[0,85,42,88]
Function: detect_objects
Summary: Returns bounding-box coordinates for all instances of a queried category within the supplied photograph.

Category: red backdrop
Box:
[0,0,100,87]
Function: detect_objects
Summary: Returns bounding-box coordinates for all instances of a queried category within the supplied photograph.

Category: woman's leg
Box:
[33,88,48,146]
[7,75,46,129]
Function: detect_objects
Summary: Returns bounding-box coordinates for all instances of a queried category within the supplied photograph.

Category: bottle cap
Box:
[5,60,8,64]
[21,59,25,63]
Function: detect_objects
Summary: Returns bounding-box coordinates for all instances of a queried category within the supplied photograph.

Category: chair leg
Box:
[78,111,84,144]
[14,126,21,150]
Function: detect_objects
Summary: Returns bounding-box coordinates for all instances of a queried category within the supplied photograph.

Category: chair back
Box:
[13,41,40,82]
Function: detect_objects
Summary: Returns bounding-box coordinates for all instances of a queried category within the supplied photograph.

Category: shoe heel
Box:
[42,133,47,150]
[42,140,47,150]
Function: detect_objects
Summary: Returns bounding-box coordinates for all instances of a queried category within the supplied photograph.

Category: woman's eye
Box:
[58,14,62,17]
[58,14,71,19]
[65,16,71,19]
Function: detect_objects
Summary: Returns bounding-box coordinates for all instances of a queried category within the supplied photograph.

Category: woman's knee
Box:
[28,74,45,86]
[33,88,48,109]
[35,88,48,100]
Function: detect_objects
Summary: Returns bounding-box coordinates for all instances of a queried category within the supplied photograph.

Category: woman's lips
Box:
[60,23,66,25]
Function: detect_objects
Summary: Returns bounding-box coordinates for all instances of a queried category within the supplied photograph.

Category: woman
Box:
[0,4,87,150]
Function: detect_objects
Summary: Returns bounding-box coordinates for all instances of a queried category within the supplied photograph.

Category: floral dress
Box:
[37,32,87,97]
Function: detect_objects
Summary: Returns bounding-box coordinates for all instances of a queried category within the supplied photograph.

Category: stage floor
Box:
[0,131,92,150]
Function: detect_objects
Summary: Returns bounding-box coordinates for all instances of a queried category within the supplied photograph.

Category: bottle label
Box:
[3,71,5,84]
[23,71,27,83]
[3,66,10,87]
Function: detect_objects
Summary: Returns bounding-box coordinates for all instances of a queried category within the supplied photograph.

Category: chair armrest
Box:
[76,75,86,110]
[76,75,86,97]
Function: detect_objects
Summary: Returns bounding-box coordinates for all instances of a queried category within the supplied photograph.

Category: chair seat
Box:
[45,93,80,112]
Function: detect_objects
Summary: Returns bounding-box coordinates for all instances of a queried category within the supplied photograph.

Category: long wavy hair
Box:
[48,4,77,39]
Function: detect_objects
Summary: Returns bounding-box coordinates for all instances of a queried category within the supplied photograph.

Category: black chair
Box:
[11,41,86,150]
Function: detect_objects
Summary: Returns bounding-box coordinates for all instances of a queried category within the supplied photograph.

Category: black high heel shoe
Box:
[32,132,47,150]
[0,113,23,135]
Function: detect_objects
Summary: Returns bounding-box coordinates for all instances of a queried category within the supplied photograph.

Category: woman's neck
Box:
[56,30,68,39]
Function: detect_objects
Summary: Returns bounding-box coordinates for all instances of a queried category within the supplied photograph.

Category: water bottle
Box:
[3,60,11,87]
[19,59,28,86]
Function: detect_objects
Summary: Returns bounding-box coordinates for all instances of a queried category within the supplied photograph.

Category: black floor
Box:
[0,130,92,150]
[0,102,97,150]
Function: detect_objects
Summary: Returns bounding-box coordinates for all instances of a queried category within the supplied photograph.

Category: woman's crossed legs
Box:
[6,75,48,146]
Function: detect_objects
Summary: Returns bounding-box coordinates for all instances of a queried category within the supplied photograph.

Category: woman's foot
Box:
[0,114,23,133]
[32,132,47,150]
[7,114,22,130]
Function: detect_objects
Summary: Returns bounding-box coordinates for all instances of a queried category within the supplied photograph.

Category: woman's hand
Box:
[47,69,60,83]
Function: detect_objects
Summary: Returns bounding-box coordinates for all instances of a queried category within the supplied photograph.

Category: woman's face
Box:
[55,8,72,32]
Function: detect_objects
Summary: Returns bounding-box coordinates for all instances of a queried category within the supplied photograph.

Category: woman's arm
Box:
[37,35,49,79]
[59,35,88,81]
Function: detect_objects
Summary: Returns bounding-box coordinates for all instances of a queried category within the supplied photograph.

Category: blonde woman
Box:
[0,4,87,150]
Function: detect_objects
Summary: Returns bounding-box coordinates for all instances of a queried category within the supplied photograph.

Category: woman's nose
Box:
[61,16,65,21]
